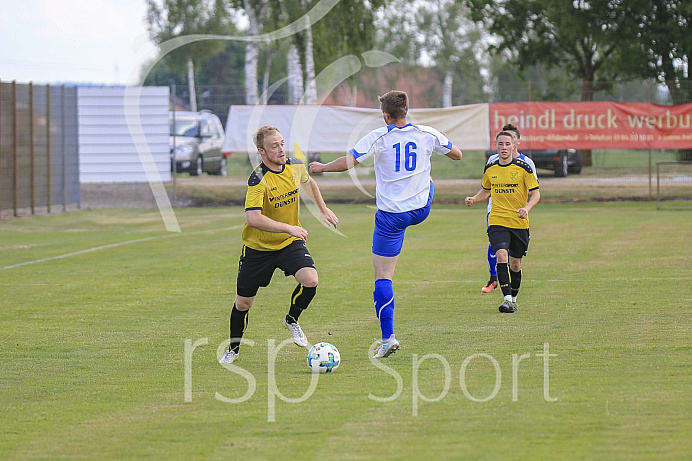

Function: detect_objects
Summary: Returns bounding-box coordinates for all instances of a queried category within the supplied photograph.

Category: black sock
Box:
[286,284,317,324]
[229,304,248,353]
[510,269,522,299]
[497,263,511,297]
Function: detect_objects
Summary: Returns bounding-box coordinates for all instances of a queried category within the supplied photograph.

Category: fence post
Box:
[171,84,177,207]
[0,79,3,218]
[648,149,652,201]
[30,82,35,214]
[656,162,660,210]
[46,85,51,214]
[12,81,17,217]
[61,85,67,212]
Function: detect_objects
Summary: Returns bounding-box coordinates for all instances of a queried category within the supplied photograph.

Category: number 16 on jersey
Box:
[394,142,417,172]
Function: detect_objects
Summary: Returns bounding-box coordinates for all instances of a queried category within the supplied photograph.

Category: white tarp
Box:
[222,104,490,154]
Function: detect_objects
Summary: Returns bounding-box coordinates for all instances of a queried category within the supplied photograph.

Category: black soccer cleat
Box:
[499,300,518,313]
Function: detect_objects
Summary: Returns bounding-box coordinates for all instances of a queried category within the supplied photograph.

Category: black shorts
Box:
[236,240,315,297]
[487,225,530,259]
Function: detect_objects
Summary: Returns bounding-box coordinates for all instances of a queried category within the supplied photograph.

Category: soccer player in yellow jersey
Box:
[220,126,339,364]
[465,131,540,313]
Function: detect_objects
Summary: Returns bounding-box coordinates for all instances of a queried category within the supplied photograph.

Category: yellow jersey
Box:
[242,158,309,251]
[482,158,539,229]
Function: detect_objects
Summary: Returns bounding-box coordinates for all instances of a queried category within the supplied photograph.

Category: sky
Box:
[1,0,155,86]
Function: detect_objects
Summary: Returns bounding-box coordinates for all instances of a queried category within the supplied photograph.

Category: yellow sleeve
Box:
[291,161,309,185]
[481,169,492,190]
[245,181,265,210]
[525,169,539,191]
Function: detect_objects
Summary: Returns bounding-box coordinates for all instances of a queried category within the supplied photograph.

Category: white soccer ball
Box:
[307,342,341,373]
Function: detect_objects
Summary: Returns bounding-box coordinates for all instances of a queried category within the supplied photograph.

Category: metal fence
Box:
[2,79,690,217]
[0,81,80,219]
[168,81,691,205]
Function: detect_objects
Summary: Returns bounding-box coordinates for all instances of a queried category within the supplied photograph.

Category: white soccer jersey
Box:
[486,152,538,214]
[349,123,452,213]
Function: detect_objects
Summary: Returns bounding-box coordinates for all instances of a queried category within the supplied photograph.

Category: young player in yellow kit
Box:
[466,131,540,313]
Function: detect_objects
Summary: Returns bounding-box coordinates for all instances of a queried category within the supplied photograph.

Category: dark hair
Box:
[379,90,408,119]
[253,125,280,150]
[502,123,520,139]
[495,130,514,140]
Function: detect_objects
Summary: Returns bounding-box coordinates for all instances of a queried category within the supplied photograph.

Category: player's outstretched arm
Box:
[309,155,355,174]
[446,145,463,160]
[465,189,490,206]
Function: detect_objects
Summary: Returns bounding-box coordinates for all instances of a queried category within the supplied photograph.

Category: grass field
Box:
[1,202,691,460]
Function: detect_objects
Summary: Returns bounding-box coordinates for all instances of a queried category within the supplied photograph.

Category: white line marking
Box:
[0,226,242,270]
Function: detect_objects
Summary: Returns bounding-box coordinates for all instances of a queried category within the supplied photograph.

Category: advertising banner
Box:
[489,102,692,150]
[222,103,489,154]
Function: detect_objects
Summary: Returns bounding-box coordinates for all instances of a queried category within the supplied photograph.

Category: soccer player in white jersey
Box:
[309,90,463,358]
[481,123,538,294]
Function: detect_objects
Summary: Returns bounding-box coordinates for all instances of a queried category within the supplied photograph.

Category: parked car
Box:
[170,110,227,176]
[484,149,583,177]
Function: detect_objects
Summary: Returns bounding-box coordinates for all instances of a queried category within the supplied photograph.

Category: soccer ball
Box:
[307,342,340,373]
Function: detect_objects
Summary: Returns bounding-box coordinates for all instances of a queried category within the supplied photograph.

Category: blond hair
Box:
[253,125,280,150]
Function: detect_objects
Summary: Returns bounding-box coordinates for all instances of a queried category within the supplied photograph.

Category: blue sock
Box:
[487,244,497,277]
[374,279,394,340]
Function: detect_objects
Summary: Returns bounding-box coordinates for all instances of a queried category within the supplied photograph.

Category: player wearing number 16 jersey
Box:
[309,90,463,358]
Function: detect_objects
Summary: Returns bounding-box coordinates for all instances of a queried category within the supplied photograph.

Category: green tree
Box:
[377,0,486,107]
[464,0,646,102]
[146,0,230,110]
[271,0,386,102]
[464,0,654,166]
[309,0,386,73]
[635,0,692,161]
[627,0,691,105]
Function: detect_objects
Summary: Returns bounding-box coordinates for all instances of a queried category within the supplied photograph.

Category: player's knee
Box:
[296,267,318,287]
[235,296,254,311]
[303,278,318,288]
[509,259,522,272]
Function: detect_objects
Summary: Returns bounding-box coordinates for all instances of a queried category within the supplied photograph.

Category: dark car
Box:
[484,149,583,177]
[170,110,227,176]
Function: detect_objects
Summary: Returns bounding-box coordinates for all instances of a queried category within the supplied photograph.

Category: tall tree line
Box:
[144,0,690,110]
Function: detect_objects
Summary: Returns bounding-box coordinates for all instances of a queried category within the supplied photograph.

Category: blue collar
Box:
[387,123,413,132]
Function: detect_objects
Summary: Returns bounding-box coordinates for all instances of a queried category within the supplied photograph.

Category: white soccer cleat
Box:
[283,318,308,347]
[373,334,400,358]
[219,349,239,364]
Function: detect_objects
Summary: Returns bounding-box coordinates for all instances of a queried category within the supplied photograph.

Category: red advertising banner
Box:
[489,102,692,150]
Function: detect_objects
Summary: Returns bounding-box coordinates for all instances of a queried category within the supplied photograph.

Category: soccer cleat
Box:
[373,334,400,358]
[284,318,309,347]
[499,300,518,313]
[219,349,239,364]
[481,280,498,293]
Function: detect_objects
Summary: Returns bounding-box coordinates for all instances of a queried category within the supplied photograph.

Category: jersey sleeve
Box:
[349,127,387,164]
[525,168,539,191]
[423,126,453,155]
[288,158,309,184]
[245,172,266,210]
[481,169,492,190]
[521,155,539,182]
